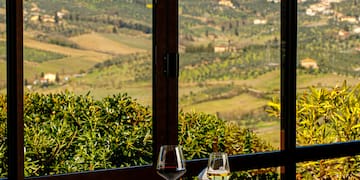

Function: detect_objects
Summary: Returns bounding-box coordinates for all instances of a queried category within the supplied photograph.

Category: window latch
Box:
[163,52,179,78]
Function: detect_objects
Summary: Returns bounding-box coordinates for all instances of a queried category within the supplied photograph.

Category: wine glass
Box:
[156,145,186,180]
[207,152,230,180]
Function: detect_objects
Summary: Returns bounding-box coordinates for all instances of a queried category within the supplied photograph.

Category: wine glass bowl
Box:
[156,145,186,180]
[207,152,230,180]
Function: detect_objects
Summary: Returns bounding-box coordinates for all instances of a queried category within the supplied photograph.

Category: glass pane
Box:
[296,0,360,146]
[179,0,281,160]
[297,156,360,179]
[23,0,152,177]
[0,0,5,178]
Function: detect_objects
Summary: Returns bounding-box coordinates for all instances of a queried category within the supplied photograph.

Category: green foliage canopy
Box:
[266,82,360,179]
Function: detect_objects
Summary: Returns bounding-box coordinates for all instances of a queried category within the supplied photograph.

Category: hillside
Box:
[0,0,359,146]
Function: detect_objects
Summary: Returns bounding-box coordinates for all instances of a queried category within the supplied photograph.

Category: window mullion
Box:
[280,0,297,179]
[153,0,179,169]
[6,0,24,179]
[165,0,179,146]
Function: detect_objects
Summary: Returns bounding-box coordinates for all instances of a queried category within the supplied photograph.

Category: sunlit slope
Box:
[69,32,146,55]
[24,36,110,60]
[21,28,153,79]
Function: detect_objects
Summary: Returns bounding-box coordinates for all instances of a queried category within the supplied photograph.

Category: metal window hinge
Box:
[163,52,179,78]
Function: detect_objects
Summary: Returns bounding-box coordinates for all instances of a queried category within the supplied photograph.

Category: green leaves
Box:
[178,111,276,179]
[267,82,360,179]
[179,111,226,159]
[0,92,276,178]
[0,92,154,176]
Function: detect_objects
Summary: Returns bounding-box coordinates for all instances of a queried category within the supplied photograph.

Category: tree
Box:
[68,14,73,21]
[112,26,118,33]
[54,12,59,24]
[75,14,80,21]
[38,15,43,23]
[55,73,60,83]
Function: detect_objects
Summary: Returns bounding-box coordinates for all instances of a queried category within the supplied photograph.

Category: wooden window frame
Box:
[6,0,360,180]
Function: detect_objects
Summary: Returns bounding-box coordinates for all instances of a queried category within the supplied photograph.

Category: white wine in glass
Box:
[156,145,186,180]
[207,152,230,180]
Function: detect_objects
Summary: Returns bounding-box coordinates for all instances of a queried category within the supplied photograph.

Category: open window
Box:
[4,0,360,179]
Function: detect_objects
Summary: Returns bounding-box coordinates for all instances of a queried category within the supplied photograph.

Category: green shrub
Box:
[179,111,227,159]
[0,91,276,178]
[22,92,153,176]
[179,111,277,179]
[266,82,360,179]
[0,94,7,178]
[225,122,278,179]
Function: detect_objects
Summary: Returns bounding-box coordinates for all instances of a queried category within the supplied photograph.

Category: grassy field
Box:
[102,33,152,51]
[24,36,110,59]
[21,36,110,81]
[3,31,152,84]
[297,73,360,88]
[38,82,153,106]
[180,93,268,115]
[0,24,151,84]
[253,121,280,149]
[69,32,147,55]
[0,60,5,90]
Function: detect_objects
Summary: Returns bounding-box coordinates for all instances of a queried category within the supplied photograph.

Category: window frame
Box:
[6,0,360,180]
[7,0,24,179]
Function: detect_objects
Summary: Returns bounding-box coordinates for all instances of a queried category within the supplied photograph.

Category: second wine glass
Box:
[207,152,230,180]
[156,145,186,180]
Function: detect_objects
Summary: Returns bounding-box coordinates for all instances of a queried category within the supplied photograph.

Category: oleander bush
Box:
[0,91,276,178]
[266,82,360,179]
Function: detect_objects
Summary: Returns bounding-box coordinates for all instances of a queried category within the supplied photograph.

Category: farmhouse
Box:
[213,44,237,53]
[218,0,235,8]
[306,1,332,16]
[354,27,360,34]
[42,15,56,23]
[323,0,343,2]
[338,30,350,37]
[306,9,316,16]
[30,15,40,22]
[44,73,57,83]
[340,16,358,24]
[214,45,227,53]
[253,19,267,25]
[30,3,40,13]
[266,0,280,3]
[300,58,318,69]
